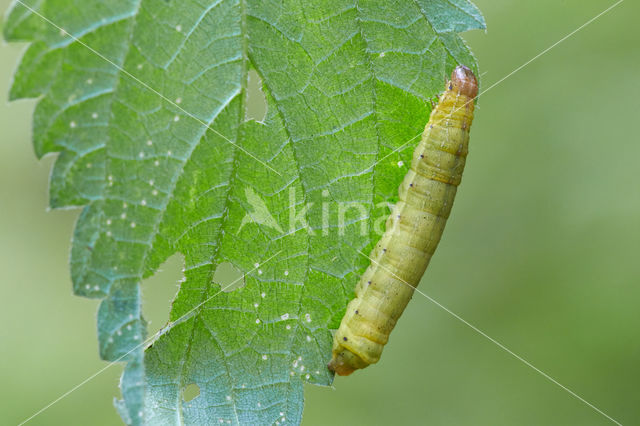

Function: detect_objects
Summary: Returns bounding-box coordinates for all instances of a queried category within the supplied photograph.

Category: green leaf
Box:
[414,0,486,33]
[4,0,483,424]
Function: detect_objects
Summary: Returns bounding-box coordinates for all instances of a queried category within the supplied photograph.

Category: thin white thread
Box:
[476,0,624,101]
[354,249,621,425]
[13,0,282,177]
[18,250,282,426]
[370,0,624,171]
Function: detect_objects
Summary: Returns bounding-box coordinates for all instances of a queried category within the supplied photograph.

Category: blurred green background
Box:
[1,0,638,424]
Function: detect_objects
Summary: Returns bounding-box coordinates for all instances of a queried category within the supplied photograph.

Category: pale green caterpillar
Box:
[328,65,478,376]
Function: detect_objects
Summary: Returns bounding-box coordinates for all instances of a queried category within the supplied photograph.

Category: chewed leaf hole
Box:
[214,262,245,293]
[245,69,267,122]
[142,253,184,337]
[182,383,200,402]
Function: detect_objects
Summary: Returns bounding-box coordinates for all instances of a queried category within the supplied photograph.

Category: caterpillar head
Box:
[450,65,478,99]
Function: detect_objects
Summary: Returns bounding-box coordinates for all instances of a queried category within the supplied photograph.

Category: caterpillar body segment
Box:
[328,66,478,376]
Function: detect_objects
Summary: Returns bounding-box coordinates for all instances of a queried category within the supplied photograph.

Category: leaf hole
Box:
[245,69,267,122]
[141,253,184,337]
[182,383,200,402]
[214,262,245,293]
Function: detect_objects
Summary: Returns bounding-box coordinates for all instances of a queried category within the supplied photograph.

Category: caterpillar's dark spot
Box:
[448,84,453,90]
[409,183,414,187]
[420,154,424,159]
[367,281,371,285]
[382,248,387,252]
[343,337,348,341]
[355,310,359,314]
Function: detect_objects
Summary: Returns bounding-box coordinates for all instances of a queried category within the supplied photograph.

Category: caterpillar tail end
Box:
[328,349,369,376]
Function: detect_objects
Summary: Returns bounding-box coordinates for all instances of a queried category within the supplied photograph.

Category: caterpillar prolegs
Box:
[328,66,478,376]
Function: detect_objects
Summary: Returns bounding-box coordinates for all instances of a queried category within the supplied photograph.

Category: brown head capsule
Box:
[450,65,478,99]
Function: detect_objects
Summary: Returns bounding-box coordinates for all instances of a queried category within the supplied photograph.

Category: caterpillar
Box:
[328,65,478,376]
